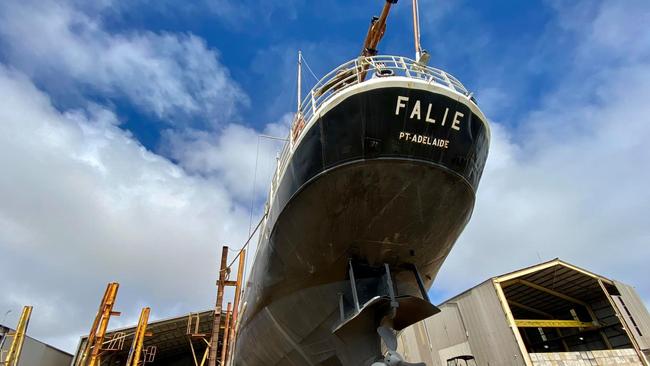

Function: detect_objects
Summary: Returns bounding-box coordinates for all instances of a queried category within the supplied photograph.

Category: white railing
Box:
[268,55,473,204]
[298,55,471,129]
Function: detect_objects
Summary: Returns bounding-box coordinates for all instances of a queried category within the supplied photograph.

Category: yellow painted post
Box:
[3,306,33,366]
[493,280,533,366]
[78,285,110,366]
[126,307,150,366]
[79,283,120,366]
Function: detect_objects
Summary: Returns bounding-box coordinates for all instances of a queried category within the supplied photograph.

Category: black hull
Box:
[234,82,489,365]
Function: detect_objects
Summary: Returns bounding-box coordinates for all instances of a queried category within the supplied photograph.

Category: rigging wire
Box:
[222,213,267,272]
[301,55,320,83]
[248,136,261,235]
[259,135,289,142]
[237,51,318,300]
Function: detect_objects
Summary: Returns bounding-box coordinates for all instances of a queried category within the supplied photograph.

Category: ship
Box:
[233,1,490,365]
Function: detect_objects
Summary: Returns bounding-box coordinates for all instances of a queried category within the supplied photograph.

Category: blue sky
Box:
[1,0,649,352]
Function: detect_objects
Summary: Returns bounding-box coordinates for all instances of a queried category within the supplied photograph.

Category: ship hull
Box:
[234,80,489,365]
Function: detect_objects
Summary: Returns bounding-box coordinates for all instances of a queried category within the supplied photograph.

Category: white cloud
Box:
[0,0,246,126]
[162,114,291,203]
[550,0,650,63]
[434,1,650,305]
[0,0,290,351]
[0,66,251,350]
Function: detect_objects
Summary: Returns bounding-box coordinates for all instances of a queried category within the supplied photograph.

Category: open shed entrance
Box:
[74,310,225,366]
[496,260,646,364]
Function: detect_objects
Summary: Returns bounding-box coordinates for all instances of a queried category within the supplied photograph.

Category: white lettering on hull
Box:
[395,96,465,132]
[398,131,450,149]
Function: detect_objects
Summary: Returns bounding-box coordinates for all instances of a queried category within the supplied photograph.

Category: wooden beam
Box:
[513,279,602,327]
[556,328,570,352]
[220,303,232,365]
[208,246,229,366]
[495,259,614,285]
[510,279,588,307]
[496,259,563,283]
[508,300,554,319]
[558,261,614,285]
[226,248,246,365]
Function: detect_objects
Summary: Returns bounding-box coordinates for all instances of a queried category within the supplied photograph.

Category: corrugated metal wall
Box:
[399,281,525,366]
[399,268,650,366]
[614,281,650,351]
[455,281,525,366]
[0,335,72,366]
[398,322,437,365]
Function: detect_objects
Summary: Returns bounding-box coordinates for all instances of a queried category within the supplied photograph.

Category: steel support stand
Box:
[126,307,151,366]
[78,282,121,366]
[1,306,32,366]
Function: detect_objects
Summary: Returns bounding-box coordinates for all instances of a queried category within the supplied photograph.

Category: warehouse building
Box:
[0,324,72,366]
[398,259,650,366]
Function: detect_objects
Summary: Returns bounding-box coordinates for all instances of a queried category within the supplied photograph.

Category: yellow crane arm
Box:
[361,0,399,57]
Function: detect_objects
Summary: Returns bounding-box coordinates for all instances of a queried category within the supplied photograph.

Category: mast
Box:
[412,0,430,65]
[412,0,422,60]
[297,51,302,114]
[291,51,305,143]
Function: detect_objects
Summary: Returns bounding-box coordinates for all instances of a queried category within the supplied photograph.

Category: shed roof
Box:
[440,259,618,310]
[494,258,613,285]
[494,259,618,316]
[78,310,215,362]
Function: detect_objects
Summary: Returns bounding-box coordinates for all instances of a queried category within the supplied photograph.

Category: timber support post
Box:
[207,246,246,366]
[208,246,230,366]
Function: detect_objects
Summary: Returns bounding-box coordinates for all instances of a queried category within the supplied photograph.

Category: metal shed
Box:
[398,259,650,366]
[71,310,221,366]
[0,324,72,366]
